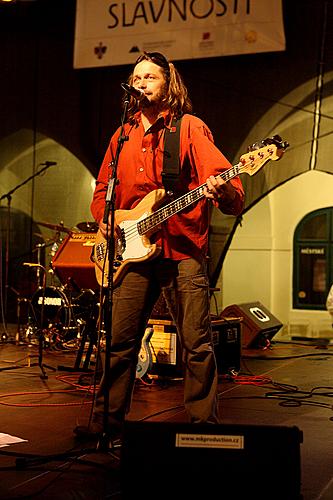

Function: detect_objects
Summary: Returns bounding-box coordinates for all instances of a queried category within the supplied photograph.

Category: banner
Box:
[74,0,285,69]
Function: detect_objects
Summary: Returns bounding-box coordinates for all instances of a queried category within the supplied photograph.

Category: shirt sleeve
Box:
[184,117,245,216]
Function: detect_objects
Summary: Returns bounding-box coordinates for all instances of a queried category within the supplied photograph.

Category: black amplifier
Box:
[211,318,241,375]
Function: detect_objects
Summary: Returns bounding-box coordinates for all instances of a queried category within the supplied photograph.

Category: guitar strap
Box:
[162,116,182,196]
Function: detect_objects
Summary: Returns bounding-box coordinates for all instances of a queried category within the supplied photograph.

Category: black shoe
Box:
[73,422,122,444]
[73,422,103,439]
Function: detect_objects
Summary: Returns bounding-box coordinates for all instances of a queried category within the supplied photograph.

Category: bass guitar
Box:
[93,135,288,287]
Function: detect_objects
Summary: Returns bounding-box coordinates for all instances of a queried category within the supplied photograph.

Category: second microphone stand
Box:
[0,162,57,339]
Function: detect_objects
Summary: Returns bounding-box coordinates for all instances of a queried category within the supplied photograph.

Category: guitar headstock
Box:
[239,135,289,176]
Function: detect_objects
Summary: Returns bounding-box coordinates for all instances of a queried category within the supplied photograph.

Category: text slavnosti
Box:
[107,0,252,29]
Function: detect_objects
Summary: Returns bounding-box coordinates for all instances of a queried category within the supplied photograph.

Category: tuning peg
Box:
[261,135,290,150]
[247,142,261,152]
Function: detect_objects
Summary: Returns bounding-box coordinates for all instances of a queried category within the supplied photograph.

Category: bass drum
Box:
[31,286,72,330]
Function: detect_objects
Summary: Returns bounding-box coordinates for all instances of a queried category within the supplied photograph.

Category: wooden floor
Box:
[1,323,333,499]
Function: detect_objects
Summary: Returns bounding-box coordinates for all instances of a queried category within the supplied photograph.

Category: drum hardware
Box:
[15,284,99,352]
[76,221,98,233]
[35,220,72,234]
[26,265,57,377]
[49,240,60,258]
[22,232,101,369]
[16,296,34,345]
[5,275,56,378]
[35,221,72,259]
[57,293,100,372]
[29,285,79,346]
[24,246,46,288]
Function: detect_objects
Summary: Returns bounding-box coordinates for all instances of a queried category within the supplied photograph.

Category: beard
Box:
[140,82,168,112]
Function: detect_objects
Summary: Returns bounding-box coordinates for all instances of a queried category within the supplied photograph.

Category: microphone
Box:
[121,83,146,101]
[40,161,57,166]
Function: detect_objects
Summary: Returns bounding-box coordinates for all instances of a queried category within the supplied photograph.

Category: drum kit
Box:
[18,220,100,350]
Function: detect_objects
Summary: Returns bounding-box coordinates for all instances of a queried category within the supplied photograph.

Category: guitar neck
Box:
[138,164,241,235]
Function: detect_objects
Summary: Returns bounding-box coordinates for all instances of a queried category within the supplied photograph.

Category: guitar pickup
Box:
[95,243,105,262]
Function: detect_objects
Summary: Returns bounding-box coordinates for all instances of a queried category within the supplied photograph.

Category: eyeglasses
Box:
[135,51,170,75]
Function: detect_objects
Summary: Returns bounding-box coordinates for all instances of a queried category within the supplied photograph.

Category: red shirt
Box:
[91,112,244,261]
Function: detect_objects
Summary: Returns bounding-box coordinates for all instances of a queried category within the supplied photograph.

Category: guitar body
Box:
[136,327,154,379]
[94,188,166,287]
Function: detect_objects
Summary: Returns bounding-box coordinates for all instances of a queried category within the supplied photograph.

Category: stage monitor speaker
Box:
[120,421,302,500]
[221,301,283,349]
[51,232,98,290]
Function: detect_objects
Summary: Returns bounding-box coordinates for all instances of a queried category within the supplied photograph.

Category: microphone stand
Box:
[0,162,57,339]
[98,94,130,451]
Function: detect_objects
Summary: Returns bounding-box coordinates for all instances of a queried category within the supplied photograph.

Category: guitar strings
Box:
[120,159,245,242]
[117,146,275,244]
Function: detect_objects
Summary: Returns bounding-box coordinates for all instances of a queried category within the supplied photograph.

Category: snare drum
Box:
[31,286,71,329]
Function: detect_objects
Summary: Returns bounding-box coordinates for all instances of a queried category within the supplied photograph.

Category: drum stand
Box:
[21,265,56,379]
[57,309,98,373]
[15,245,46,345]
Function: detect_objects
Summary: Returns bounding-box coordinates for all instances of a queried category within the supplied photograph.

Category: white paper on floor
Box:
[0,433,28,448]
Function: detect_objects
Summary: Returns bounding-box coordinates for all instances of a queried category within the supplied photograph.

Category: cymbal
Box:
[36,221,72,233]
[76,221,99,233]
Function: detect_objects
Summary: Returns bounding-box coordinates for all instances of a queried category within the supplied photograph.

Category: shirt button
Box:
[142,148,146,152]
[139,167,144,172]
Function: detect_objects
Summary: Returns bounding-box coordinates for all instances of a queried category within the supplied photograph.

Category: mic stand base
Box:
[34,328,56,379]
[96,433,120,452]
[12,435,122,471]
[19,354,57,379]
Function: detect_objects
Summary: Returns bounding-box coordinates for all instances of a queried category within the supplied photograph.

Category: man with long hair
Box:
[74,52,244,443]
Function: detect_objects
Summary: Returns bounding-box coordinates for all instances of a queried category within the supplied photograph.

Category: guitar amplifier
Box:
[211,318,241,375]
[51,232,98,290]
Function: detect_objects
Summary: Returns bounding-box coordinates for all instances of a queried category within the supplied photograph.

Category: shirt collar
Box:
[134,110,173,131]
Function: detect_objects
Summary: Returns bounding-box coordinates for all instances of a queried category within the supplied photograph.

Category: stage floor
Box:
[1,324,333,499]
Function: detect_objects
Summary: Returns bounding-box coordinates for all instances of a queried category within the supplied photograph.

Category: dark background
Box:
[1,0,330,177]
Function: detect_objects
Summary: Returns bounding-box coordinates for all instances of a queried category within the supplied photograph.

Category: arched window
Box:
[293,208,333,309]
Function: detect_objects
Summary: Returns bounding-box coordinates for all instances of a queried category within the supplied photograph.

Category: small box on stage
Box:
[211,318,241,375]
[121,421,303,500]
[147,319,183,377]
[221,301,283,349]
[51,233,98,290]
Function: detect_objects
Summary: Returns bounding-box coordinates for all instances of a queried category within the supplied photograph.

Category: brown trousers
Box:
[94,256,220,430]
